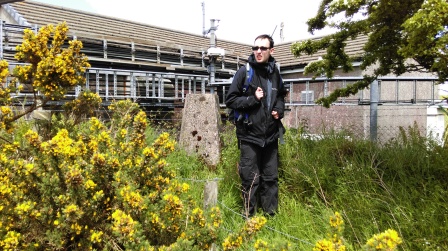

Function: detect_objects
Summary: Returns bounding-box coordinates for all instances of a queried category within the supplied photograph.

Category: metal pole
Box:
[105,73,109,100]
[209,57,215,94]
[395,80,399,104]
[201,77,206,94]
[370,80,378,141]
[0,20,3,59]
[208,19,218,94]
[209,19,216,48]
[305,81,310,104]
[202,2,206,36]
[289,81,293,106]
[113,71,117,97]
[413,79,417,104]
[152,74,156,98]
[145,73,150,98]
[96,70,100,95]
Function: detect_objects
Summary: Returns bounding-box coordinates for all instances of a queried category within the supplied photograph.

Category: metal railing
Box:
[6,64,212,108]
[83,68,210,106]
[7,63,444,109]
[282,76,442,106]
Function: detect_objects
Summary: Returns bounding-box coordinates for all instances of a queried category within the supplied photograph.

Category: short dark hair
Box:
[254,34,274,48]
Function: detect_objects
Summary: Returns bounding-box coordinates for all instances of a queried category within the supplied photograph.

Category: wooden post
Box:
[204,180,218,251]
[203,180,218,209]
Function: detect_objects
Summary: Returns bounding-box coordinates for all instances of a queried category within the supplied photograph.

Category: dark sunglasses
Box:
[251,46,270,51]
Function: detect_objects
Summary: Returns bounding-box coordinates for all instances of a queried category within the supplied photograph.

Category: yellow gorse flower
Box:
[119,185,145,209]
[330,212,344,229]
[365,229,403,251]
[63,204,79,214]
[314,239,335,251]
[42,129,82,158]
[222,216,267,250]
[313,212,346,251]
[143,146,158,159]
[0,231,21,249]
[92,190,104,201]
[14,22,89,99]
[112,210,137,239]
[84,179,97,190]
[254,239,269,250]
[15,201,35,215]
[90,230,103,243]
[0,60,9,82]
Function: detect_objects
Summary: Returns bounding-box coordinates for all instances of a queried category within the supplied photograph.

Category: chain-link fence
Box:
[280,76,447,145]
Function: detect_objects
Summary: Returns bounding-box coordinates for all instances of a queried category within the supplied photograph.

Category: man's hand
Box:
[255,87,264,100]
[272,110,279,119]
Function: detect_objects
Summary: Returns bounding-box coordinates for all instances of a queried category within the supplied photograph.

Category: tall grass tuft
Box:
[277,125,448,250]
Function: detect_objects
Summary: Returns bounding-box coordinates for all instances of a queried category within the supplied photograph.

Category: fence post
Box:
[204,180,218,251]
[370,80,378,141]
[204,180,218,209]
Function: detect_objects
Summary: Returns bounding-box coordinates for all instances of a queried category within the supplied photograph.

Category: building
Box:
[1,0,446,142]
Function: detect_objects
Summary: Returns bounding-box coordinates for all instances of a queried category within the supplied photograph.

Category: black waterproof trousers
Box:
[239,140,279,217]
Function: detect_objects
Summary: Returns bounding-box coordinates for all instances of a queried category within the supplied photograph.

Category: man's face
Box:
[253,38,273,63]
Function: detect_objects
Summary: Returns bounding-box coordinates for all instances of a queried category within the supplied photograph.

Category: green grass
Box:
[165,123,448,250]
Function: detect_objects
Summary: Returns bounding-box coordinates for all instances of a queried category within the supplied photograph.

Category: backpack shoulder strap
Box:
[242,63,252,93]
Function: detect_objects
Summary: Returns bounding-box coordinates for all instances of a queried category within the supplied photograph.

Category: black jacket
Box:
[225,54,287,147]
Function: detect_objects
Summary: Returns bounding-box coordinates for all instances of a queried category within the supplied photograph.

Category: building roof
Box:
[9,1,250,53]
[6,0,366,73]
[0,0,23,4]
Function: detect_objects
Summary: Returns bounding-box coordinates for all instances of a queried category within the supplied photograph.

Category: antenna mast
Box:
[271,25,277,38]
[280,22,284,42]
[201,2,224,93]
[202,2,206,36]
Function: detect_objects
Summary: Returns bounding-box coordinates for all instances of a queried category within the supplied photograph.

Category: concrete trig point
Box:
[179,93,221,167]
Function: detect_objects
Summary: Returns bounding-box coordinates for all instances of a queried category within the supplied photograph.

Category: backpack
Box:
[228,63,253,124]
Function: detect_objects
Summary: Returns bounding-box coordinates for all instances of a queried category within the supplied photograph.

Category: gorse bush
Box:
[0,99,224,250]
[0,22,230,250]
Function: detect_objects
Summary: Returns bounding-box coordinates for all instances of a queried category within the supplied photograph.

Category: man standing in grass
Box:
[225,34,286,218]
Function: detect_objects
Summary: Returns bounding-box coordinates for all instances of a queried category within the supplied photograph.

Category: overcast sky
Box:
[30,0,334,45]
